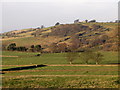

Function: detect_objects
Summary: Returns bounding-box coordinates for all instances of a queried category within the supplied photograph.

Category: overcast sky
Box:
[0,0,119,33]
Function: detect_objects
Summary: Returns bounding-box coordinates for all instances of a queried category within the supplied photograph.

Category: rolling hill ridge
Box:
[1,22,118,52]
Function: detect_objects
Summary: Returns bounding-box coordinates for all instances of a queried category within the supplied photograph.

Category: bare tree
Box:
[80,50,94,64]
[93,52,104,64]
[80,50,104,64]
[66,52,79,64]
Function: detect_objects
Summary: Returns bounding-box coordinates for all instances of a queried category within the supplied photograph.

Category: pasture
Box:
[1,51,119,88]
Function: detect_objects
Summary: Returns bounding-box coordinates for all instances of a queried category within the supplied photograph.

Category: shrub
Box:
[89,20,96,23]
[7,43,16,51]
[16,46,28,51]
[55,22,60,26]
[34,45,42,52]
[31,45,34,48]
[6,43,28,52]
[74,19,79,23]
[35,53,41,56]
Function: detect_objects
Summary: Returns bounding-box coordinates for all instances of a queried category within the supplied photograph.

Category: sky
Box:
[0,0,119,33]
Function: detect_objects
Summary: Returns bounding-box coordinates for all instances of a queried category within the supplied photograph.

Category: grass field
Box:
[1,51,119,88]
[3,76,118,88]
[3,76,119,88]
[2,51,118,65]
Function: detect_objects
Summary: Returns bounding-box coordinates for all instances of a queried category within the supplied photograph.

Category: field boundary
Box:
[2,75,119,78]
[2,69,119,73]
[48,64,120,66]
[1,64,120,67]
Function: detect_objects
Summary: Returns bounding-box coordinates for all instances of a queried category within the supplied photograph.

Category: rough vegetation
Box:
[1,22,118,53]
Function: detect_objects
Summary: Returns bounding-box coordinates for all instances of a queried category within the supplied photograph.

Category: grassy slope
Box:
[2,36,62,47]
[2,22,118,47]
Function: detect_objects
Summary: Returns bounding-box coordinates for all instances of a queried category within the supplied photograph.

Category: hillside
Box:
[1,22,118,52]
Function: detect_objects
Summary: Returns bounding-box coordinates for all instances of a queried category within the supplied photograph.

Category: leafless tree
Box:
[80,50,94,64]
[93,52,104,64]
[66,52,79,64]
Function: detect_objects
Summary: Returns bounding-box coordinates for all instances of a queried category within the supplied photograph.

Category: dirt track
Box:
[1,64,120,67]
[2,69,119,73]
[2,75,119,78]
[48,64,120,66]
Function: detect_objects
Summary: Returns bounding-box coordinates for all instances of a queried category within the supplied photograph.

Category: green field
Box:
[2,51,118,65]
[3,77,119,88]
[1,51,119,88]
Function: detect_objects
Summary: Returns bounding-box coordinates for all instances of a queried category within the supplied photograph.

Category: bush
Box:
[35,54,41,56]
[89,20,96,23]
[28,45,42,52]
[55,22,60,26]
[7,43,16,51]
[34,45,42,52]
[6,43,28,52]
[31,45,34,48]
[16,46,28,51]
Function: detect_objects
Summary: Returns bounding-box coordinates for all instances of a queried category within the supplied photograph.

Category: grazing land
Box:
[2,51,118,65]
[1,51,119,88]
[1,22,119,88]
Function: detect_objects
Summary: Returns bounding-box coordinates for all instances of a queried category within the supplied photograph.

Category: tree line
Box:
[6,43,42,52]
[6,43,104,65]
[66,50,104,65]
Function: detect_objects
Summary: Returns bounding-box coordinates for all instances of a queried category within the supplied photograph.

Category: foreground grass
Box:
[2,66,119,76]
[2,51,119,88]
[3,77,119,88]
[2,66,118,70]
[3,71,118,76]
